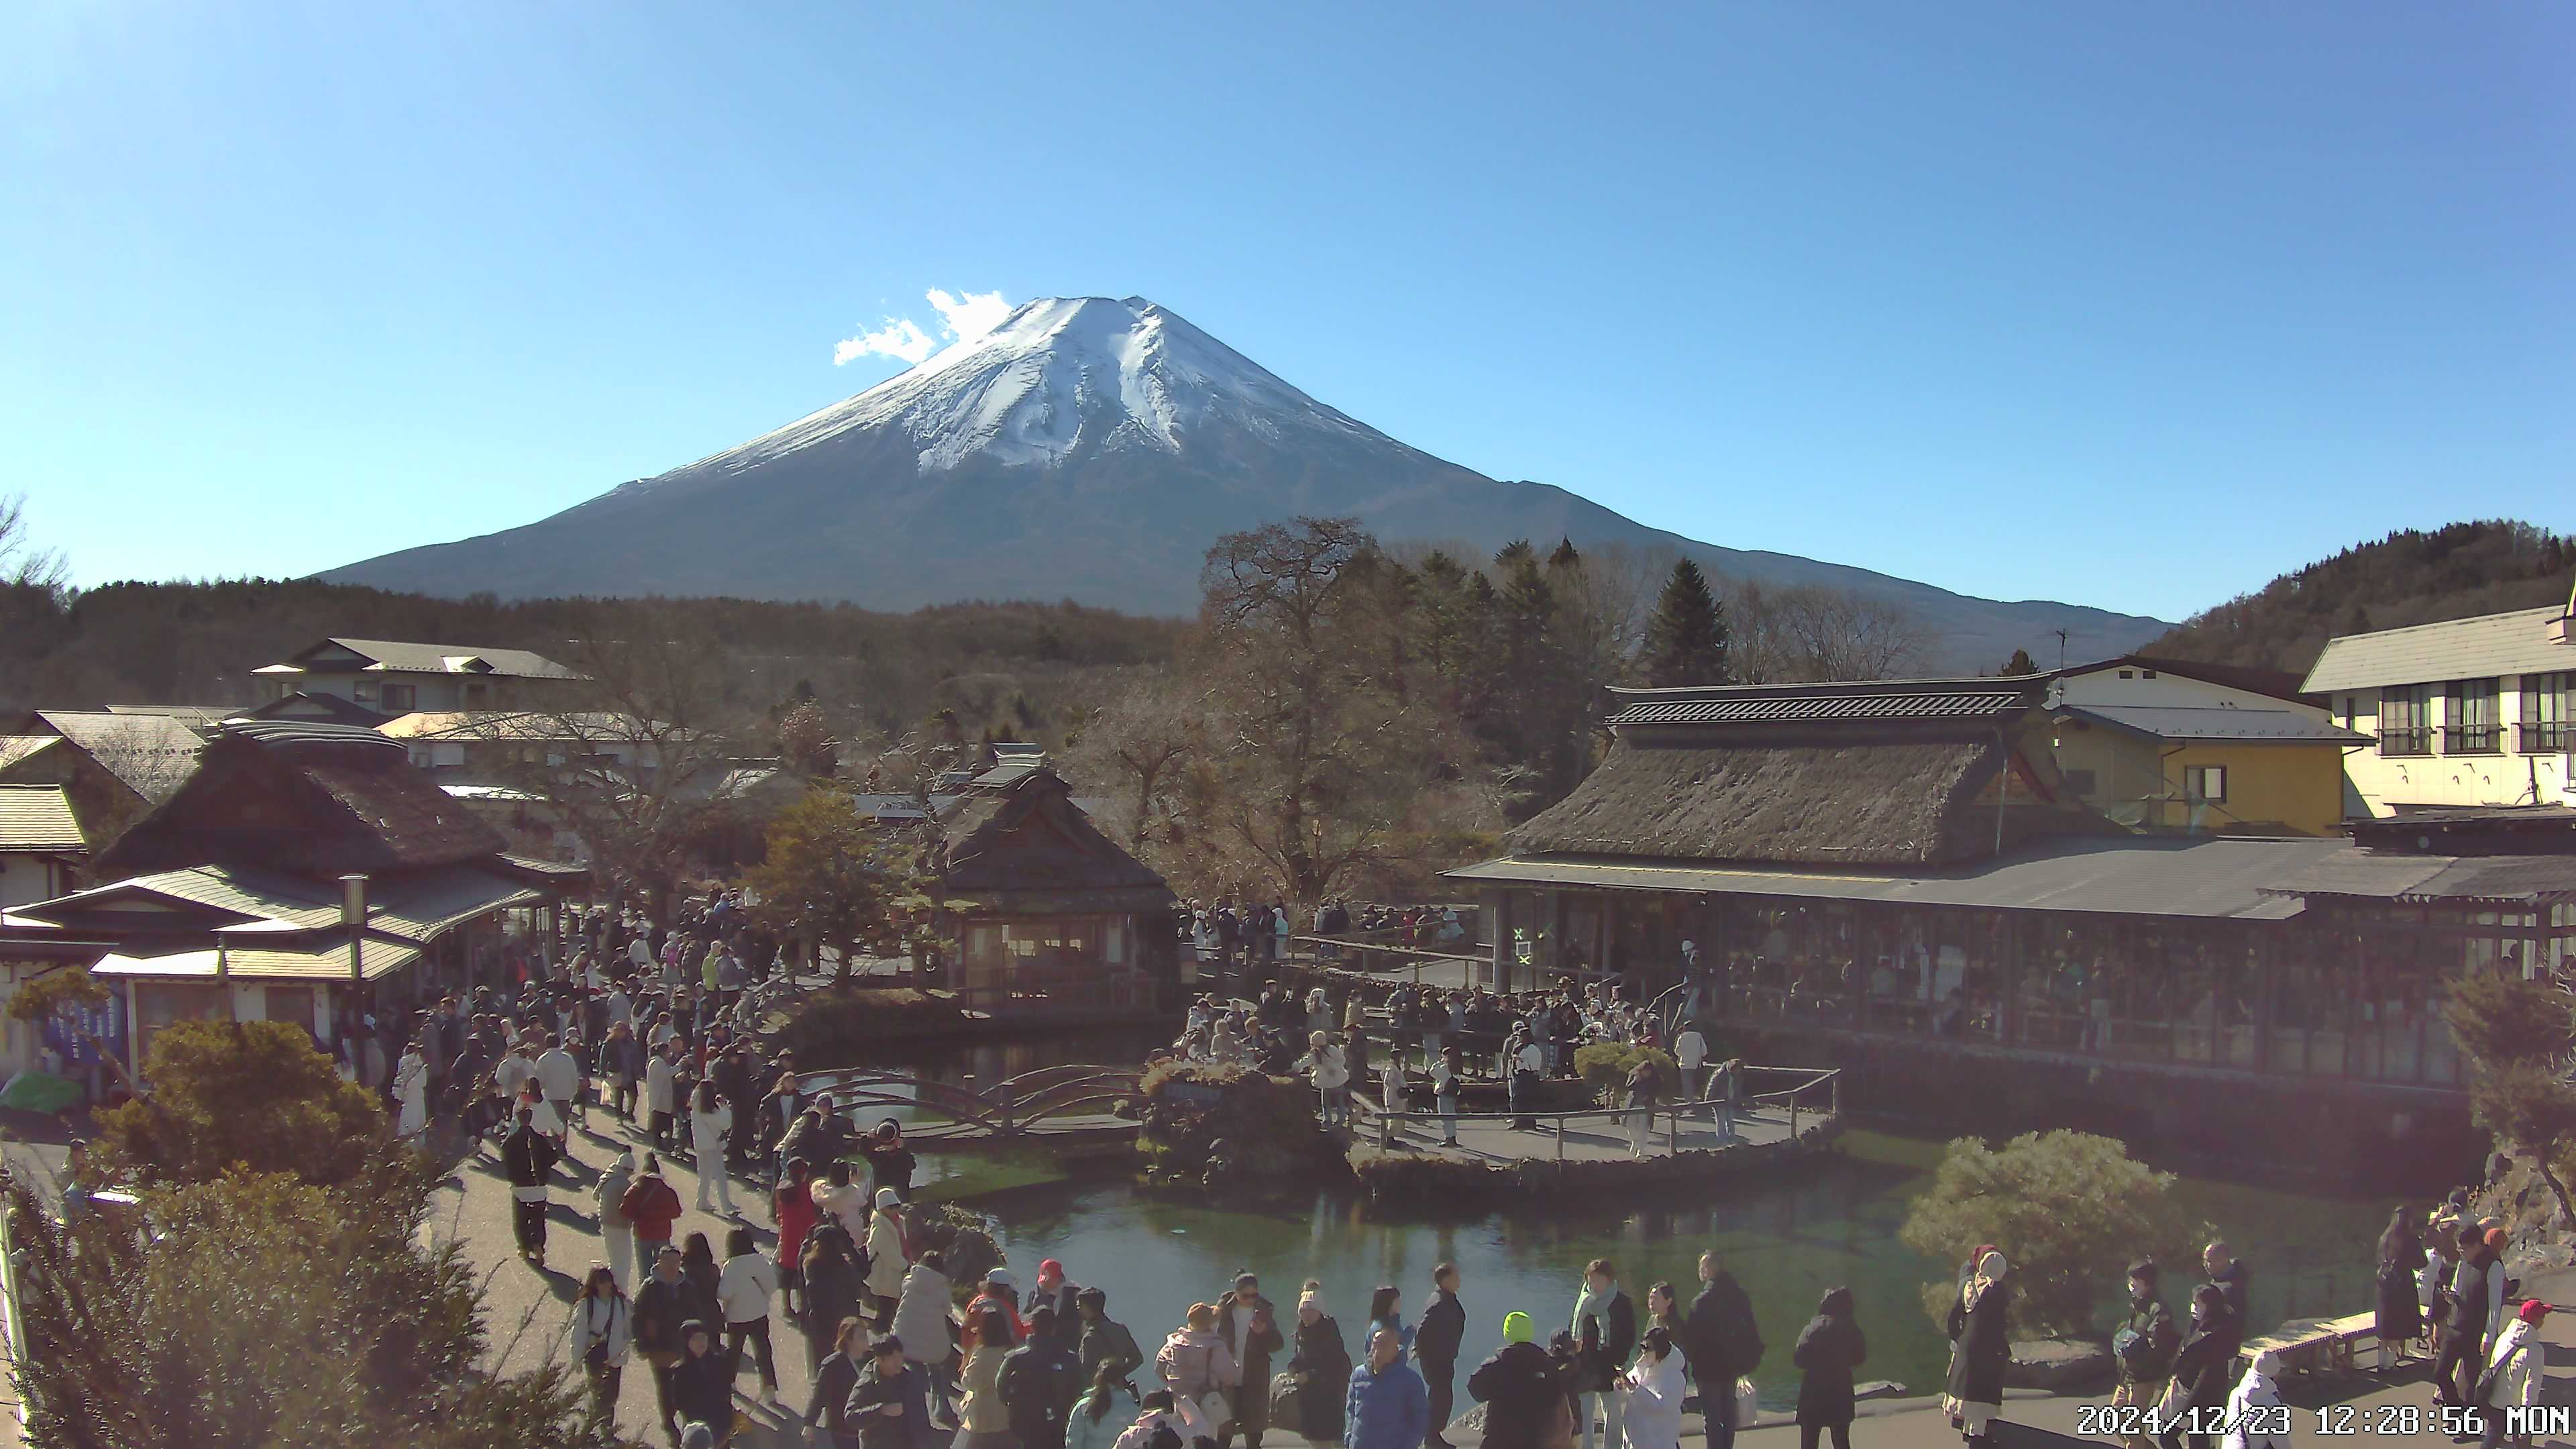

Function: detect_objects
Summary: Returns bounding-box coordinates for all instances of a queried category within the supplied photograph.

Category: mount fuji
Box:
[323,296,2169,665]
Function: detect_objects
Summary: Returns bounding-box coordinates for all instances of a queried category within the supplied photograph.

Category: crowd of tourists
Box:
[1173,979,1741,1158]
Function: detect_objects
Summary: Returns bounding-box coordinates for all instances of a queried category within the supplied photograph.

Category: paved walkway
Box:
[424,1110,821,1447]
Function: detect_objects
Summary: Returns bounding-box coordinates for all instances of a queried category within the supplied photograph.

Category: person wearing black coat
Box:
[1943,1252,2009,1449]
[807,1317,870,1448]
[670,1319,736,1446]
[803,1223,870,1373]
[2156,1286,2240,1449]
[1417,1266,1466,1449]
[1684,1254,1762,1449]
[998,1306,1086,1449]
[2374,1206,2426,1370]
[502,1108,560,1266]
[1792,1287,1866,1449]
[1467,1316,1562,1449]
[1288,1291,1354,1444]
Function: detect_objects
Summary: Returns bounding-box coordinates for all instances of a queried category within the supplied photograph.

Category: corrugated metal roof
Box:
[0,785,85,852]
[2263,848,2576,904]
[2057,705,2371,743]
[0,736,62,773]
[93,937,423,981]
[363,867,544,940]
[319,637,584,679]
[2303,606,2576,693]
[1446,835,2341,920]
[30,712,205,802]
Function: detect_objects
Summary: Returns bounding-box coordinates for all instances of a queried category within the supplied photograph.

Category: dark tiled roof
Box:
[1605,677,2044,727]
[94,720,504,879]
[938,768,1170,900]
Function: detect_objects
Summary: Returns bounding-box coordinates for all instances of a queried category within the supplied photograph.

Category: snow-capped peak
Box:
[699,297,1395,475]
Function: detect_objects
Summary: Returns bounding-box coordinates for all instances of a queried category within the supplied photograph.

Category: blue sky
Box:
[4,3,2568,623]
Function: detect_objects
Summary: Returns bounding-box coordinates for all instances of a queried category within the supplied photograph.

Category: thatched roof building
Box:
[1507,676,2105,869]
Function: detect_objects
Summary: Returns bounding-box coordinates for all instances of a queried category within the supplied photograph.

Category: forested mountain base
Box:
[2148,521,2573,676]
[0,577,1186,746]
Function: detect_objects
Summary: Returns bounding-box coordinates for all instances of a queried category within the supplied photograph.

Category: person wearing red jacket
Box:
[621,1153,686,1260]
[963,1269,1030,1352]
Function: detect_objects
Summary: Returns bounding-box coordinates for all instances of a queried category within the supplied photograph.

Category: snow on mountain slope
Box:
[322,294,2174,667]
[663,296,1410,482]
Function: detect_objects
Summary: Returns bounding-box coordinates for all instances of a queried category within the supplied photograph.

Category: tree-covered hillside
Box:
[2149,521,2573,676]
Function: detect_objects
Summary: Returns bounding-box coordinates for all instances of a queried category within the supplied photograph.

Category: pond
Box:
[914,1128,2393,1411]
[832,1027,2396,1409]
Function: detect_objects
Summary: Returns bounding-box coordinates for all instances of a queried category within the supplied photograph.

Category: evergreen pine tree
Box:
[1548,535,1582,570]
[2000,647,2039,675]
[1642,559,1732,687]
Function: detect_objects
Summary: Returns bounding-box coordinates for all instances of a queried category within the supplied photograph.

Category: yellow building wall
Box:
[2157,741,2346,837]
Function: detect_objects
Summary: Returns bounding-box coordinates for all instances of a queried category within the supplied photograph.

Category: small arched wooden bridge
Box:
[792,1064,1146,1153]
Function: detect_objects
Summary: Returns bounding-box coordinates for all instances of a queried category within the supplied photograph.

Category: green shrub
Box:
[1573,1042,1678,1102]
[1138,1059,1331,1181]
[1899,1130,2211,1337]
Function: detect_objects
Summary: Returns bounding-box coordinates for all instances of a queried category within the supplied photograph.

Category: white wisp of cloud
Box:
[835,288,1012,366]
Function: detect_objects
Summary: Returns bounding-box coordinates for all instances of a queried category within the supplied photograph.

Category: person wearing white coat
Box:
[717,1226,783,1405]
[2477,1302,2551,1449]
[1297,1033,1350,1128]
[645,1046,680,1151]
[690,1082,736,1214]
[2216,1350,2286,1449]
[392,1044,430,1141]
[1614,1329,1685,1449]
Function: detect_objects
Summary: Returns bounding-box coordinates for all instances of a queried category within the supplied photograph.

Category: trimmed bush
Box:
[1573,1042,1678,1103]
[1138,1059,1336,1183]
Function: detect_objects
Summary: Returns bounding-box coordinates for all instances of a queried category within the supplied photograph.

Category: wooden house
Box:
[1447,675,2576,1182]
[0,720,582,1073]
[934,764,1179,1017]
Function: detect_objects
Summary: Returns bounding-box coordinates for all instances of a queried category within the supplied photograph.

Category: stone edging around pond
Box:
[1347,1116,1847,1203]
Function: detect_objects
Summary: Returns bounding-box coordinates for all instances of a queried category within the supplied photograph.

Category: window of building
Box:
[2379,686,2431,755]
[381,683,417,712]
[2062,768,2098,797]
[2184,765,2227,803]
[2524,672,2575,753]
[2141,669,2159,679]
[2117,669,2135,680]
[2445,678,2501,753]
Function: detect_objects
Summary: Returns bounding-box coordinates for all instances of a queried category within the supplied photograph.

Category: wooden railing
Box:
[1362,1064,1842,1160]
[792,1063,1144,1137]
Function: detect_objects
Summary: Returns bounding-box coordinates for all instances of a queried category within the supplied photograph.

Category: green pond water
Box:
[850,1030,2395,1410]
[916,1131,2393,1411]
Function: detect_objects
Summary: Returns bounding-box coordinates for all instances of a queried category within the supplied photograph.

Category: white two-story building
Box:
[2302,595,2576,818]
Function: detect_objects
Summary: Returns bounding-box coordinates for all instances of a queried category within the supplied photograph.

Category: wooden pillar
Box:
[1489,892,1513,993]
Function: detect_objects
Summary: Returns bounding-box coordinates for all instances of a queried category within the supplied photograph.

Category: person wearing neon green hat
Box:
[1467,1312,1563,1449]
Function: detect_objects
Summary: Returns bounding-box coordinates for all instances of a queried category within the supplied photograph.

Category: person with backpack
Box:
[2474,1300,2551,1449]
[568,1260,631,1425]
[1683,1253,1761,1449]
[1000,1305,1088,1449]
[2110,1260,2180,1449]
